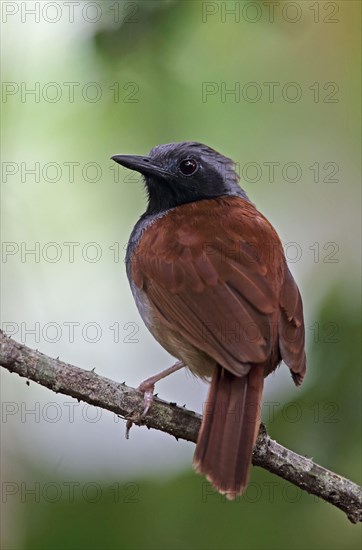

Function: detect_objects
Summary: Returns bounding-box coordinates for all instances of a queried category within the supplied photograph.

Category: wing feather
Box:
[132,197,305,379]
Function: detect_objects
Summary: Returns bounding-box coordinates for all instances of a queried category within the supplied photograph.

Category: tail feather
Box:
[193,364,264,499]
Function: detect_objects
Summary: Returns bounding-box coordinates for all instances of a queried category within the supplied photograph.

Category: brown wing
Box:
[279,267,306,385]
[133,196,295,377]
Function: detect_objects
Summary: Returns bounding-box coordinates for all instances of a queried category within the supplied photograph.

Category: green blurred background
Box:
[1,1,361,549]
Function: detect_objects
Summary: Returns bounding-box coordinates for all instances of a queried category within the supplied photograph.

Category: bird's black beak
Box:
[111,154,170,179]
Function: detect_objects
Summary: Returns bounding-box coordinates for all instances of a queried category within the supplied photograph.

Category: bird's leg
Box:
[125,360,185,438]
[138,360,185,417]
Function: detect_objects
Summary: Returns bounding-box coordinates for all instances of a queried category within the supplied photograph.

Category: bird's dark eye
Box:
[179,159,198,176]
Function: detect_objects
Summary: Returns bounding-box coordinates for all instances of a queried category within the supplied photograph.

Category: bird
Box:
[111,142,306,499]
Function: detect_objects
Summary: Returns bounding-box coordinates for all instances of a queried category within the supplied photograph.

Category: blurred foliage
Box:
[94,1,181,59]
[17,287,362,549]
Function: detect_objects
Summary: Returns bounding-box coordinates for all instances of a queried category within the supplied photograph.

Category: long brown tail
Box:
[193,364,264,499]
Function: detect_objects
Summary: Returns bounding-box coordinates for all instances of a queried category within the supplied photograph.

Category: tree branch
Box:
[0,330,361,523]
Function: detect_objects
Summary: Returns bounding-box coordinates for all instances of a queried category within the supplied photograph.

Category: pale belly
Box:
[130,280,215,379]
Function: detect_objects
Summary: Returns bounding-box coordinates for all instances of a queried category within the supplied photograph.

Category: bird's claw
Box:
[140,385,155,417]
[125,419,133,440]
[125,382,155,439]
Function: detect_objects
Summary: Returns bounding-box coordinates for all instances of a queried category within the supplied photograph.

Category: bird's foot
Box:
[138,380,155,418]
[125,381,154,439]
[124,361,185,439]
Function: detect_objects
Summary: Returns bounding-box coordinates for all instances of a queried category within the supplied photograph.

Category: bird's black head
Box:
[111,142,248,216]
